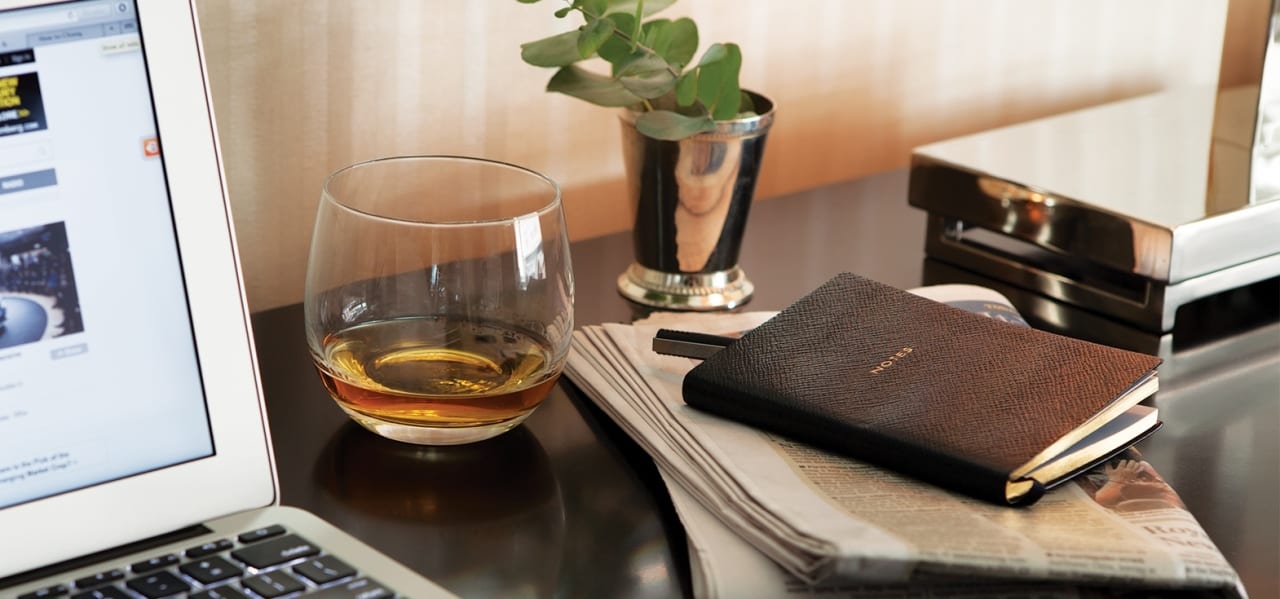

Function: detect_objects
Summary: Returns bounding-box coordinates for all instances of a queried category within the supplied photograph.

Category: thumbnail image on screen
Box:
[0,222,83,349]
[0,71,47,138]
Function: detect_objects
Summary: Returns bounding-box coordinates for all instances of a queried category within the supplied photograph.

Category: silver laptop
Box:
[0,1,453,597]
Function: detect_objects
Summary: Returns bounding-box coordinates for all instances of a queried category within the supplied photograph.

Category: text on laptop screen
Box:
[0,0,214,508]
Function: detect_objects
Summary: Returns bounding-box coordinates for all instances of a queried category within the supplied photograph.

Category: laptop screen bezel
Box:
[0,0,277,578]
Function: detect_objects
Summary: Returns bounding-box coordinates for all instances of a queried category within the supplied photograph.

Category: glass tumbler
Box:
[304,156,573,445]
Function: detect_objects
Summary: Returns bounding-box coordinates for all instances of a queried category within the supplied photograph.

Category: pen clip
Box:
[652,329,736,360]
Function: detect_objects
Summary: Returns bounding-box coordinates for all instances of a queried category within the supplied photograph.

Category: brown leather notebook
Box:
[677,273,1163,506]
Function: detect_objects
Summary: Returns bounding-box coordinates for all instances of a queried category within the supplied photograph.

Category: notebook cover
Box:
[681,273,1163,506]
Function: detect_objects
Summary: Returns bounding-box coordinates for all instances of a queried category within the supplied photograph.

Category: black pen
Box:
[652,329,736,360]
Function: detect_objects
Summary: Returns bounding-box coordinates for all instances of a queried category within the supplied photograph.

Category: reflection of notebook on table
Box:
[0,1,453,597]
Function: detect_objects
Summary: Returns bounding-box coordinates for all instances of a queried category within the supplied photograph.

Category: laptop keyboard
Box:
[19,525,397,599]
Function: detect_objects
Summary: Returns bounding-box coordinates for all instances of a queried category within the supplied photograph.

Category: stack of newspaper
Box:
[566,284,1245,598]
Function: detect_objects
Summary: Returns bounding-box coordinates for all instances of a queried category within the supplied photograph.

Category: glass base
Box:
[616,263,754,311]
[340,406,532,445]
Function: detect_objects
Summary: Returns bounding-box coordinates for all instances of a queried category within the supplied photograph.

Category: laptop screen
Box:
[0,0,214,509]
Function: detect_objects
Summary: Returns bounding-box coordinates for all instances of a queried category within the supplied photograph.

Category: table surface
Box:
[250,169,1280,598]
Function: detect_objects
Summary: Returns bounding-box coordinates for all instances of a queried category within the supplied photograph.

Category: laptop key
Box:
[70,586,131,599]
[73,569,124,589]
[241,570,306,598]
[17,584,68,599]
[125,571,190,598]
[293,555,356,585]
[130,554,179,574]
[307,575,391,599]
[230,534,320,569]
[308,577,395,599]
[236,524,286,544]
[188,587,252,599]
[185,538,234,559]
[179,556,243,585]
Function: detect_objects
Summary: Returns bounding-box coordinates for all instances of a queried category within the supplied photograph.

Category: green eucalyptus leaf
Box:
[581,0,606,17]
[675,71,697,106]
[608,12,637,31]
[635,110,715,140]
[577,18,615,58]
[737,90,756,115]
[521,30,583,67]
[695,43,741,120]
[516,0,542,4]
[630,0,643,50]
[620,75,677,99]
[639,19,672,59]
[616,55,669,77]
[662,18,697,68]
[554,6,573,17]
[547,65,642,107]
[696,42,727,67]
[604,0,675,17]
[597,13,637,68]
[632,18,696,70]
[617,55,676,98]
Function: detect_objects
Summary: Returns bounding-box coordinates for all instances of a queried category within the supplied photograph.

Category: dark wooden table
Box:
[250,170,1279,598]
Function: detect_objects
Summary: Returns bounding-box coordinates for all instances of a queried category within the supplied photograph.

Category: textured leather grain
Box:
[682,273,1163,505]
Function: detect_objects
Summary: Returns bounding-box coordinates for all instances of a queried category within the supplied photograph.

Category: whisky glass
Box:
[304,156,573,445]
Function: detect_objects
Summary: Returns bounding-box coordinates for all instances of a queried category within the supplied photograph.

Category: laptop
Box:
[0,1,454,597]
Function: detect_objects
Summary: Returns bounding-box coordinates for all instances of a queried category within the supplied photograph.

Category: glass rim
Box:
[320,155,563,227]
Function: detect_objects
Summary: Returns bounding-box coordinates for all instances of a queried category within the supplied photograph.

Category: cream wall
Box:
[194,0,1228,311]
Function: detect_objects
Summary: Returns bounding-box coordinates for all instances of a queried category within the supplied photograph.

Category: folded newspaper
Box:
[566,284,1245,598]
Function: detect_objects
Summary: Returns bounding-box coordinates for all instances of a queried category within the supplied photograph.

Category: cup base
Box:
[616,263,754,311]
[340,407,533,445]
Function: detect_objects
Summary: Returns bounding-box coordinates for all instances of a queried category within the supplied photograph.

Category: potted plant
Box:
[517,0,775,310]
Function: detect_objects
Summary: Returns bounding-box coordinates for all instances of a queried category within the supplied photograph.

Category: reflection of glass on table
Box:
[316,422,565,597]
